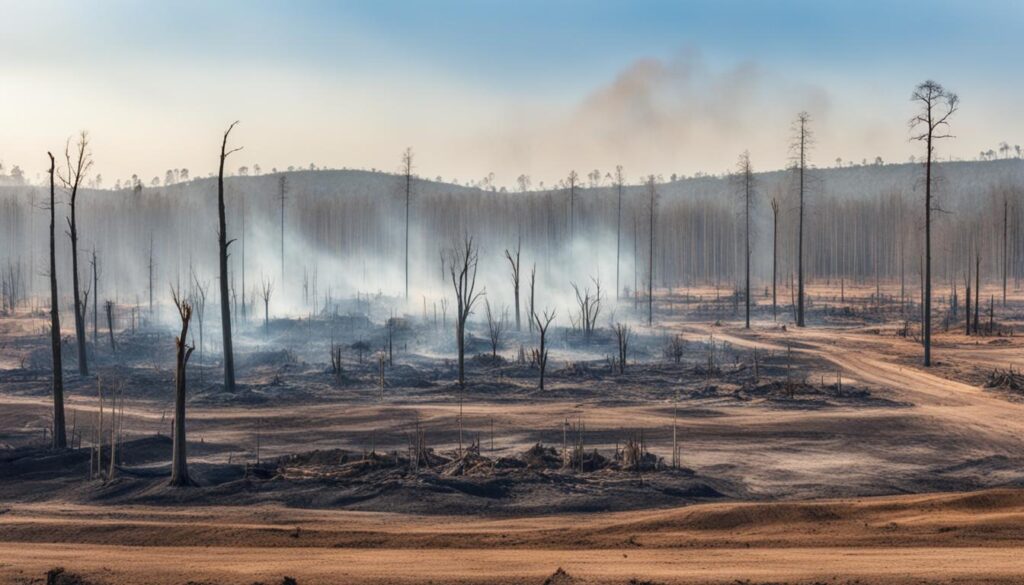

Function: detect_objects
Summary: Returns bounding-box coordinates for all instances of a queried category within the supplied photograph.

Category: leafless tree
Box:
[504,238,521,331]
[910,80,958,366]
[613,322,630,374]
[46,151,66,448]
[533,309,555,390]
[646,176,657,326]
[790,112,813,327]
[170,287,195,487]
[104,300,116,352]
[447,235,485,388]
[402,147,414,300]
[770,197,780,320]
[734,151,756,328]
[528,264,537,333]
[58,131,93,375]
[190,269,209,383]
[90,249,99,343]
[614,165,625,299]
[571,278,602,342]
[279,175,287,285]
[259,275,274,336]
[484,299,508,358]
[217,122,241,391]
[566,170,579,241]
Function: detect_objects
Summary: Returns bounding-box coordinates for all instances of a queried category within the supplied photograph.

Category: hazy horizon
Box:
[2,0,1023,188]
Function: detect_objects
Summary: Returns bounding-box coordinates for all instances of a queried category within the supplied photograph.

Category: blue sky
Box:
[2,0,1021,185]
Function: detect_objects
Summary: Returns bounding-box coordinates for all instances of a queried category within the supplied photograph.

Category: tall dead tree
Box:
[534,309,555,390]
[279,175,287,286]
[402,147,414,300]
[646,176,656,326]
[567,170,579,242]
[504,238,521,331]
[59,131,93,375]
[104,300,116,352]
[148,236,155,315]
[448,236,485,388]
[259,275,274,336]
[790,113,812,328]
[735,151,756,328]
[1003,196,1008,306]
[90,248,98,343]
[170,288,195,487]
[484,299,507,358]
[217,122,241,391]
[47,152,66,448]
[528,264,537,333]
[770,197,780,320]
[910,80,958,366]
[614,165,625,299]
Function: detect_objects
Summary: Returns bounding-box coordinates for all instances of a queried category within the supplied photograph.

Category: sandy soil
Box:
[2,282,1024,583]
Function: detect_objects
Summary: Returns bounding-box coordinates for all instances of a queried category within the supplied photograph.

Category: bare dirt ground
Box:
[2,282,1024,584]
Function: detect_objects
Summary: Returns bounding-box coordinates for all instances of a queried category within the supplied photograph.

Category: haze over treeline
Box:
[2,158,1022,324]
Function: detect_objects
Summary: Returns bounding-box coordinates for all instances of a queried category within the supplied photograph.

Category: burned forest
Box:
[3,4,1024,582]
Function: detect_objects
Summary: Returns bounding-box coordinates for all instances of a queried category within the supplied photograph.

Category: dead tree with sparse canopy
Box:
[910,80,958,366]
[46,152,66,448]
[170,288,195,487]
[217,122,241,391]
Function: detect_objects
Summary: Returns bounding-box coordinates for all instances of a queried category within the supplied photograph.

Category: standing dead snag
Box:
[170,288,196,487]
[646,176,656,326]
[734,151,756,329]
[770,197,780,320]
[447,235,485,388]
[790,112,812,328]
[528,264,537,333]
[58,131,93,376]
[104,300,116,352]
[259,276,275,336]
[571,278,602,342]
[910,80,958,366]
[613,323,631,374]
[504,238,521,331]
[614,165,625,299]
[46,151,66,449]
[534,309,556,390]
[484,299,508,358]
[401,148,414,300]
[218,121,241,392]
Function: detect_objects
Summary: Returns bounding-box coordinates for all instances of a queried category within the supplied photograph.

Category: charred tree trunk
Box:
[47,152,66,449]
[504,238,521,331]
[170,290,195,487]
[771,198,779,320]
[218,122,240,392]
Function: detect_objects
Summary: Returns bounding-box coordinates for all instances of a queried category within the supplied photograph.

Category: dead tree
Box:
[534,309,556,390]
[790,113,812,327]
[528,264,537,333]
[910,80,957,366]
[735,151,756,329]
[90,249,98,343]
[58,131,93,375]
[259,275,274,336]
[148,236,155,315]
[614,165,625,299]
[771,197,780,320]
[646,176,656,326]
[218,121,241,392]
[402,148,414,300]
[279,175,287,286]
[190,270,209,383]
[504,238,521,331]
[104,300,116,352]
[170,288,196,487]
[1003,197,1008,306]
[974,252,981,334]
[613,322,631,374]
[571,278,602,342]
[447,236,485,388]
[46,152,66,448]
[484,299,508,358]
[567,170,579,241]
